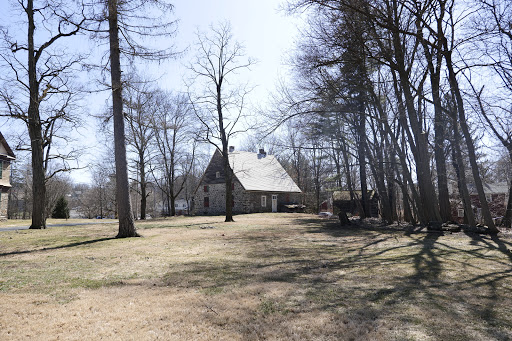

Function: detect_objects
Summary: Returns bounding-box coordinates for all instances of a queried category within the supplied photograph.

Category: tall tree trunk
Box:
[449,110,476,227]
[139,155,146,220]
[501,148,512,227]
[398,75,441,224]
[216,80,234,222]
[503,182,512,228]
[108,0,137,238]
[340,135,359,214]
[357,108,369,219]
[389,5,441,224]
[223,147,234,222]
[27,0,46,229]
[443,46,497,233]
[423,44,451,221]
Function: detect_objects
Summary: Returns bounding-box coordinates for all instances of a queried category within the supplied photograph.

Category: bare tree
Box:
[124,76,157,220]
[0,0,86,229]
[471,0,512,227]
[150,91,197,217]
[187,22,255,222]
[92,0,177,237]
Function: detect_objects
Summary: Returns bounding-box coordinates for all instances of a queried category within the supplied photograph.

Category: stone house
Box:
[451,182,509,224]
[193,148,302,215]
[0,132,16,219]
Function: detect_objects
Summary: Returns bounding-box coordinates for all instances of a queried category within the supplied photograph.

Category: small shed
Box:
[332,190,379,218]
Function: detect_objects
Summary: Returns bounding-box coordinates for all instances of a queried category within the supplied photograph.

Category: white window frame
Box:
[457,209,464,218]
[486,194,492,202]
[216,171,220,178]
[261,195,267,207]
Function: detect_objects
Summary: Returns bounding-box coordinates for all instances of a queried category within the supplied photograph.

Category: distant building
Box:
[451,182,509,224]
[0,132,16,219]
[193,148,302,215]
[174,198,190,215]
[332,190,380,218]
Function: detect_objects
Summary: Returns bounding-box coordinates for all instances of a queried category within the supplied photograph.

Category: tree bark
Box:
[27,0,46,229]
[503,182,512,228]
[357,108,369,219]
[108,0,138,238]
[139,154,146,220]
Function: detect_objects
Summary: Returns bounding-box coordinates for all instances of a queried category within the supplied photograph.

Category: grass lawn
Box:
[1,213,512,340]
[0,218,118,229]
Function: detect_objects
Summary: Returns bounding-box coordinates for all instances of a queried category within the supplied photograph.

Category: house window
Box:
[216,171,220,178]
[0,161,3,179]
[261,195,267,207]
[175,204,178,208]
[457,209,464,218]
[204,185,209,193]
[486,194,492,202]
[204,197,209,208]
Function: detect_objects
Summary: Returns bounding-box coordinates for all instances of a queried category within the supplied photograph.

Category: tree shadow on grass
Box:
[162,216,512,340]
[303,218,512,339]
[0,237,115,257]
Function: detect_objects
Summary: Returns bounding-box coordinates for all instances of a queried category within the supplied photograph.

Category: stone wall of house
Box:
[0,159,11,219]
[194,182,303,215]
[194,180,251,215]
[0,188,8,218]
[0,160,11,188]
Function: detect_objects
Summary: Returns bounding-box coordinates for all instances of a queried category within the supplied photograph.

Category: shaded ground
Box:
[1,214,512,340]
[0,219,118,231]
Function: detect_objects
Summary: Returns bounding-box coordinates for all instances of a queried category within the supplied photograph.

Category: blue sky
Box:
[159,0,303,99]
[0,0,304,183]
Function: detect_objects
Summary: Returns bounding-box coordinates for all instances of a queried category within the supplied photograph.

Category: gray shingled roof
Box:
[468,182,509,195]
[229,151,301,193]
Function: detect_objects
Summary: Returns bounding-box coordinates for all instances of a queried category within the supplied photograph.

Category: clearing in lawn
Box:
[1,213,512,340]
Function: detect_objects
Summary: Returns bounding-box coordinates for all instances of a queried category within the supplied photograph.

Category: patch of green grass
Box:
[258,299,288,315]
[201,286,224,296]
[68,277,125,289]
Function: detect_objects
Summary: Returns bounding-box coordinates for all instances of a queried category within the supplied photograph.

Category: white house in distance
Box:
[193,147,302,215]
[0,132,15,219]
[174,198,190,215]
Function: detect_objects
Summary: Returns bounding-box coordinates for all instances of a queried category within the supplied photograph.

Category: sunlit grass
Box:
[1,213,512,340]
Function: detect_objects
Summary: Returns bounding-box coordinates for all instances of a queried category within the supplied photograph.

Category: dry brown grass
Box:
[1,213,512,340]
[0,218,118,229]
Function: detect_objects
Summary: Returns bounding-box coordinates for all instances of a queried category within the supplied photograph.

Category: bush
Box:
[51,196,70,219]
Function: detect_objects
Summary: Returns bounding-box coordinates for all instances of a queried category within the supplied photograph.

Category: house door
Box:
[272,195,278,212]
